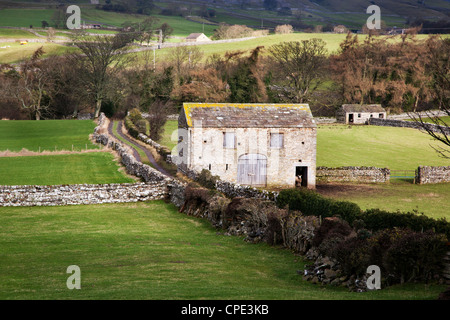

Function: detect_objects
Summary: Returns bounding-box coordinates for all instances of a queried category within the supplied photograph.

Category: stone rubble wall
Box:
[369,118,450,135]
[316,166,390,183]
[0,183,166,207]
[416,166,450,184]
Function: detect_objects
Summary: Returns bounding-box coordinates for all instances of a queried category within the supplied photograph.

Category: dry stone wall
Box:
[0,183,166,207]
[369,118,450,135]
[316,166,390,183]
[416,166,450,184]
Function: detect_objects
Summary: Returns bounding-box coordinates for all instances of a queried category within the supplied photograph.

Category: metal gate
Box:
[390,170,417,183]
[237,154,267,186]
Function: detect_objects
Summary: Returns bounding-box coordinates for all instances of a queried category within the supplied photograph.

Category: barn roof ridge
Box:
[182,102,315,128]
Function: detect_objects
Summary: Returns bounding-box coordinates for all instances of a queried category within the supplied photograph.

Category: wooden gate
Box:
[237,154,267,187]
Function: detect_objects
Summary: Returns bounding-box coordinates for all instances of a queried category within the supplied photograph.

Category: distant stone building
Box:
[333,25,348,34]
[177,103,317,189]
[336,104,386,124]
[185,33,211,42]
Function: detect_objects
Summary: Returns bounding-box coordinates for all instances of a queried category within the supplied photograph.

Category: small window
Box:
[358,113,361,118]
[270,133,284,148]
[379,113,384,118]
[223,132,236,149]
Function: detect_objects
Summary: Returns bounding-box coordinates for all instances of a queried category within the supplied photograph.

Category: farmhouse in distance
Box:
[336,104,387,124]
[185,33,211,42]
[178,103,317,189]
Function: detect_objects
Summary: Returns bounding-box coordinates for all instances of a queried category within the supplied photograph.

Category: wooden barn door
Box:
[237,154,267,186]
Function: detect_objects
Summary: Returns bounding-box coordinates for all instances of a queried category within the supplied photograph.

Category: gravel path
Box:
[108,120,172,178]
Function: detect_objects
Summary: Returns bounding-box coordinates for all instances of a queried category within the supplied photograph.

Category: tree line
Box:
[0,32,448,149]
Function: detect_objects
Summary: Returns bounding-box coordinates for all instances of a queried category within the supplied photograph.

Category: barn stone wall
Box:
[416,166,450,184]
[187,126,317,189]
[316,166,390,183]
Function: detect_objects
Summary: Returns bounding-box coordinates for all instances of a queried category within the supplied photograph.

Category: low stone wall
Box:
[369,118,450,135]
[179,166,279,201]
[215,179,279,201]
[416,166,450,184]
[316,166,390,183]
[0,182,166,207]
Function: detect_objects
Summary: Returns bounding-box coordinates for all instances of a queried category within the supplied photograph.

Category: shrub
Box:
[128,108,143,123]
[124,117,139,138]
[359,209,450,239]
[276,188,361,224]
[196,169,220,190]
[330,237,371,277]
[384,230,448,283]
[213,24,254,39]
[312,217,353,248]
[274,24,293,34]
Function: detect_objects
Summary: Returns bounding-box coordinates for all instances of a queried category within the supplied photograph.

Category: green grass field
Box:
[0,153,134,185]
[0,120,98,152]
[316,124,449,171]
[0,41,76,64]
[0,9,55,28]
[0,200,445,300]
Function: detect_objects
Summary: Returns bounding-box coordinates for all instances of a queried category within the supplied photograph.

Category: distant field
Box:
[0,41,76,64]
[0,120,98,152]
[0,153,134,185]
[0,29,39,39]
[0,9,55,28]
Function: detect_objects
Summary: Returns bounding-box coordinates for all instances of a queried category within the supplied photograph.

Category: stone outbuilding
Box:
[336,104,386,124]
[177,103,317,189]
[185,33,211,42]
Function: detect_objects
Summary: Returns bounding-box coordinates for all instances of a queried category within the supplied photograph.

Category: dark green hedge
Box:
[276,188,361,225]
[276,188,450,238]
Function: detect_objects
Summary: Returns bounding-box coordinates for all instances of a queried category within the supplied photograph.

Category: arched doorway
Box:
[237,154,267,186]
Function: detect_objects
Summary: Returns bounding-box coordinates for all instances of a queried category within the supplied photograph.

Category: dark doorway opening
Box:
[295,166,308,188]
[348,113,354,123]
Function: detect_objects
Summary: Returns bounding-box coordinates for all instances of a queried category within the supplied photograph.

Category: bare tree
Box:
[268,39,328,103]
[168,46,204,77]
[5,47,52,120]
[70,32,134,118]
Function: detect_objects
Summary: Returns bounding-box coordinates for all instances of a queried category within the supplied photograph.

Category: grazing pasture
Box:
[0,120,99,152]
[0,201,445,300]
[0,153,135,185]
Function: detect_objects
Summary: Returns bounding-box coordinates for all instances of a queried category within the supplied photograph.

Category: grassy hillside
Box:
[0,200,445,299]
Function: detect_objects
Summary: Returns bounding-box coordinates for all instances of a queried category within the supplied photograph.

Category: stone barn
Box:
[177,103,317,189]
[336,104,386,124]
[185,33,211,42]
